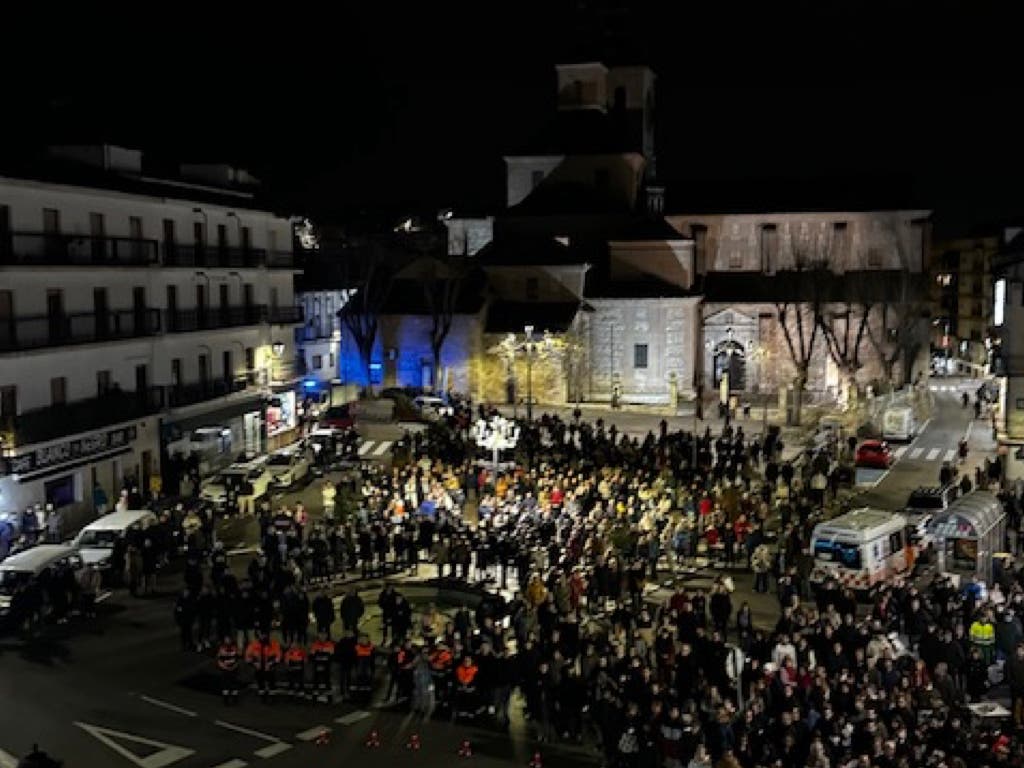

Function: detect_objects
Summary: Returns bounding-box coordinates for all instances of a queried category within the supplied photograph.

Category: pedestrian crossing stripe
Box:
[334,710,372,726]
[944,449,956,463]
[295,726,331,742]
[909,447,924,460]
[357,440,393,457]
[894,446,908,459]
[926,448,941,461]
[893,446,958,463]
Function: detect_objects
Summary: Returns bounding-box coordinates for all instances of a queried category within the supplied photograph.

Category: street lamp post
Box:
[473,414,521,478]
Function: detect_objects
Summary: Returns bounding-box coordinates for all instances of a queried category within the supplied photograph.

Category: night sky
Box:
[2,2,1021,234]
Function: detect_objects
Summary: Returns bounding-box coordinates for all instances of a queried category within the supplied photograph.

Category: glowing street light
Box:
[473,414,521,476]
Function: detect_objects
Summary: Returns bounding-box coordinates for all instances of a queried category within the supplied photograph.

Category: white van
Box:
[810,508,911,598]
[74,510,158,569]
[0,545,84,619]
[200,456,273,512]
[882,406,918,442]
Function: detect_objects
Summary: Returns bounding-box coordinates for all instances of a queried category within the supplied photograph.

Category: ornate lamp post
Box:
[473,414,521,477]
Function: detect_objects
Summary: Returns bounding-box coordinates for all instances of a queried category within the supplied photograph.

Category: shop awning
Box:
[166,395,265,433]
[927,491,1005,539]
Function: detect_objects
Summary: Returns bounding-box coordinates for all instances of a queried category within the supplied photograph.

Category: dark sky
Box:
[3,1,1022,234]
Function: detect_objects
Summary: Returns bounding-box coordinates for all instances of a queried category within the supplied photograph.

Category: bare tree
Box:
[864,214,931,387]
[774,229,830,425]
[336,240,396,389]
[419,255,472,393]
[817,270,874,403]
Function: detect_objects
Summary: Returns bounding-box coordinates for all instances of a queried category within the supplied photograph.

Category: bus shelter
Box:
[927,491,1006,585]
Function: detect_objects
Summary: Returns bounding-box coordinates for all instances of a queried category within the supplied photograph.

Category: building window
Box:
[728,251,743,269]
[634,343,649,369]
[51,376,67,406]
[526,277,539,300]
[97,370,112,396]
[312,355,323,370]
[245,347,255,374]
[867,249,883,268]
[328,353,335,368]
[44,475,76,508]
[0,385,16,423]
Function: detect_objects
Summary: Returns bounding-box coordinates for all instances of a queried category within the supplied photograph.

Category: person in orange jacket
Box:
[429,641,454,707]
[216,635,240,704]
[353,633,375,696]
[454,655,481,718]
[309,633,335,703]
[245,632,282,700]
[285,642,307,697]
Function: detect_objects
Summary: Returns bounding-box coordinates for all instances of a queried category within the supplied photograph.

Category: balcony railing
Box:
[162,244,268,268]
[0,232,159,267]
[165,305,268,333]
[164,376,251,409]
[265,250,295,269]
[4,386,164,447]
[269,305,303,324]
[0,309,161,352]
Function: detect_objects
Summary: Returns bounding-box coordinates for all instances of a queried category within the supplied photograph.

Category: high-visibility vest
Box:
[455,664,479,685]
[285,647,307,669]
[310,640,335,665]
[429,648,452,671]
[217,643,239,672]
[970,621,995,646]
[246,639,282,668]
[355,642,374,658]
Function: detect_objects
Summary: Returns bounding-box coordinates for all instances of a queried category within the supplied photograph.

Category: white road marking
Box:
[358,440,374,456]
[211,761,248,768]
[139,695,197,718]
[75,722,194,768]
[253,743,292,759]
[295,726,331,742]
[926,448,941,461]
[372,440,392,456]
[944,449,956,463]
[335,710,372,725]
[96,590,113,603]
[909,448,925,460]
[966,420,974,440]
[227,546,260,557]
[893,446,908,459]
[213,721,280,743]
[0,748,17,768]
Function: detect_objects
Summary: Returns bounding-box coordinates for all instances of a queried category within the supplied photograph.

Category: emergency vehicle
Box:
[810,508,912,598]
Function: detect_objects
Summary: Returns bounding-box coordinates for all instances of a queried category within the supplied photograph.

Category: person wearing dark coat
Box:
[339,589,364,634]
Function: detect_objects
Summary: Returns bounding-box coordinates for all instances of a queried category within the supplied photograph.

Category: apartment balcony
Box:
[0,309,161,353]
[269,305,303,325]
[161,244,294,269]
[3,386,163,448]
[165,305,268,333]
[164,376,253,409]
[0,231,159,267]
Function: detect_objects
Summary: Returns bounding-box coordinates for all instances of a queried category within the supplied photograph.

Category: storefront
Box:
[266,389,299,452]
[927,490,1006,585]
[0,419,159,531]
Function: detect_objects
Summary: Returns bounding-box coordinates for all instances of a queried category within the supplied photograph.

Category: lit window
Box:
[312,355,322,370]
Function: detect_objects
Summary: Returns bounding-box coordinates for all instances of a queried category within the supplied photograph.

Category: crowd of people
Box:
[82,390,993,767]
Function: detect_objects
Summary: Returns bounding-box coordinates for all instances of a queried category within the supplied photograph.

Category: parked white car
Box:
[167,426,232,459]
[413,394,453,419]
[200,458,273,511]
[265,447,311,489]
[74,510,158,569]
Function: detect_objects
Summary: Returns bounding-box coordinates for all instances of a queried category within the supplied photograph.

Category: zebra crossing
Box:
[891,444,956,464]
[928,383,969,393]
[356,439,393,458]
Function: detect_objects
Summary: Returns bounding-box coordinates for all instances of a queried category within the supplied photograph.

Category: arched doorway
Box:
[714,340,747,390]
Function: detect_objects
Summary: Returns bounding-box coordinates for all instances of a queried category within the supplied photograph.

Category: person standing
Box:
[310,633,335,704]
[245,632,282,701]
[216,635,241,704]
[78,564,101,620]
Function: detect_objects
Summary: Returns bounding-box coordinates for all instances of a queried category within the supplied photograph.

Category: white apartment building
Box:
[0,146,302,525]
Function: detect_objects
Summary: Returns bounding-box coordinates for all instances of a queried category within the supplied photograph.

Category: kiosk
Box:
[926,491,1006,585]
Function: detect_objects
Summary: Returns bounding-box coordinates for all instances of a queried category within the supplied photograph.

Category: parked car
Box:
[320,404,355,430]
[166,425,232,459]
[265,447,311,489]
[74,510,158,572]
[413,394,454,419]
[855,439,893,469]
[200,458,273,512]
[0,545,84,623]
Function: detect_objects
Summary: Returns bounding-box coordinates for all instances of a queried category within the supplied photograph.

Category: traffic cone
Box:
[458,738,473,757]
[405,733,421,750]
[365,729,381,748]
[529,751,543,768]
[315,731,331,747]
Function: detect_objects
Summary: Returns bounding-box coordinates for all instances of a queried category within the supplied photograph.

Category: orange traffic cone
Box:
[315,731,331,747]
[365,729,381,748]
[458,738,473,758]
[529,751,543,768]
[405,733,421,750]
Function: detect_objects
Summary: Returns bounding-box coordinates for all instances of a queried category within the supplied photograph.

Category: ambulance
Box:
[810,508,912,598]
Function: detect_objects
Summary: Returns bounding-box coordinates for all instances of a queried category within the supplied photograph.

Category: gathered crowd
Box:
[160,397,1024,768]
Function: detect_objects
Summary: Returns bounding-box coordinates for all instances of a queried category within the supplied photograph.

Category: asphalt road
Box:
[0,381,1000,768]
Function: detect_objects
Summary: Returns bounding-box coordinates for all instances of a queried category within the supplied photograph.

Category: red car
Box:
[855,439,893,469]
[320,404,355,430]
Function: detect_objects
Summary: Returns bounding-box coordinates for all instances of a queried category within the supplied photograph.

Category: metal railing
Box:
[5,386,164,446]
[164,376,251,408]
[0,232,159,267]
[0,308,161,352]
[268,305,303,324]
[165,305,267,333]
[162,243,268,268]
